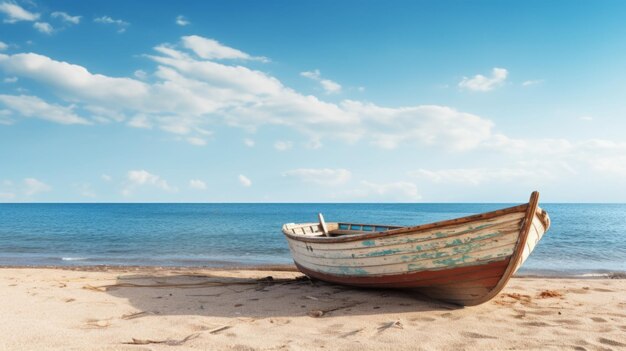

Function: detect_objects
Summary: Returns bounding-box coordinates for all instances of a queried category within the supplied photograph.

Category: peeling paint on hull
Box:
[282,193,550,306]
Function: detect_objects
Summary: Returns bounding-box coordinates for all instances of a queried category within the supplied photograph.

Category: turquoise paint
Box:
[433,254,472,266]
[442,232,500,249]
[450,238,463,246]
[331,266,369,276]
[408,263,425,271]
[361,239,376,247]
[452,242,483,254]
[406,250,448,261]
[365,248,402,257]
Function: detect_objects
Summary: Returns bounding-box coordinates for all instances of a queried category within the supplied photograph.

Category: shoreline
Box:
[1,264,625,279]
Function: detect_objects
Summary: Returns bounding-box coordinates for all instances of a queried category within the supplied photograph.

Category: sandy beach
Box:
[0,267,624,350]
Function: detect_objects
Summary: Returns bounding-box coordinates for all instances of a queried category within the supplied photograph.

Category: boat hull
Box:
[283,192,550,306]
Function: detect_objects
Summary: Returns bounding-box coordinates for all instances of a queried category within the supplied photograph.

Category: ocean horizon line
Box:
[2,201,626,205]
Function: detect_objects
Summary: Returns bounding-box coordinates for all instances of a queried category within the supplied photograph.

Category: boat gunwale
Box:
[282,202,529,244]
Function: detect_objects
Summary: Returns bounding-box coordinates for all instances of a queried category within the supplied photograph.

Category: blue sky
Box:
[1,0,625,202]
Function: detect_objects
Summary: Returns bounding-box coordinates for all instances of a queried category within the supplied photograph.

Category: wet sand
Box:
[1,267,625,350]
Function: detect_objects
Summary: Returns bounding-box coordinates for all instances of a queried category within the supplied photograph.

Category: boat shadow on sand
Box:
[102,270,462,318]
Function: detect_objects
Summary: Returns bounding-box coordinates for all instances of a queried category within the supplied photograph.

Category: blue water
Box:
[0,203,624,275]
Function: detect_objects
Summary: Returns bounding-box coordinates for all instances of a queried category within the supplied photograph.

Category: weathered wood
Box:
[318,213,329,237]
[287,212,525,253]
[282,192,549,306]
[283,203,528,244]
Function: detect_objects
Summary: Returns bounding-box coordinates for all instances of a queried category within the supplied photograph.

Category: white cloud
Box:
[300,70,320,80]
[189,179,207,190]
[589,155,626,176]
[85,105,125,123]
[0,37,503,151]
[3,76,17,83]
[123,170,175,196]
[75,183,95,198]
[478,137,626,180]
[0,41,7,50]
[186,136,206,146]
[101,174,112,182]
[347,180,420,202]
[33,22,53,34]
[0,2,39,23]
[320,79,341,94]
[522,79,543,87]
[181,35,267,61]
[94,16,129,33]
[274,140,293,151]
[51,11,81,24]
[459,67,508,92]
[238,174,251,187]
[0,94,90,124]
[243,138,255,147]
[483,134,576,156]
[409,167,554,185]
[134,69,147,80]
[23,178,51,196]
[0,53,149,106]
[175,15,189,26]
[127,115,151,129]
[301,69,342,94]
[342,101,493,150]
[283,168,351,186]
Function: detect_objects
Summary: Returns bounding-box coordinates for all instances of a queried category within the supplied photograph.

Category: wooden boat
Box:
[282,191,550,306]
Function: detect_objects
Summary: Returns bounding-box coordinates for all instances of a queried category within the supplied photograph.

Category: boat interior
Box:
[283,213,402,237]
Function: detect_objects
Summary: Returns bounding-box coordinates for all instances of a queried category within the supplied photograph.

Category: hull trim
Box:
[295,258,510,305]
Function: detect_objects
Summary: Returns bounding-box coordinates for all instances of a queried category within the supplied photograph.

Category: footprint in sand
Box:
[592,288,614,293]
[568,288,590,294]
[526,310,555,316]
[553,319,582,325]
[460,332,497,339]
[340,328,364,338]
[522,321,551,327]
[512,309,527,319]
[598,337,626,347]
[84,319,111,329]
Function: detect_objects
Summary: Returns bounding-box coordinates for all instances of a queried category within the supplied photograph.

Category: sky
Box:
[1,0,625,203]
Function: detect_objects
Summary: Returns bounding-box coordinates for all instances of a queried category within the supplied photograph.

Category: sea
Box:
[0,203,624,276]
